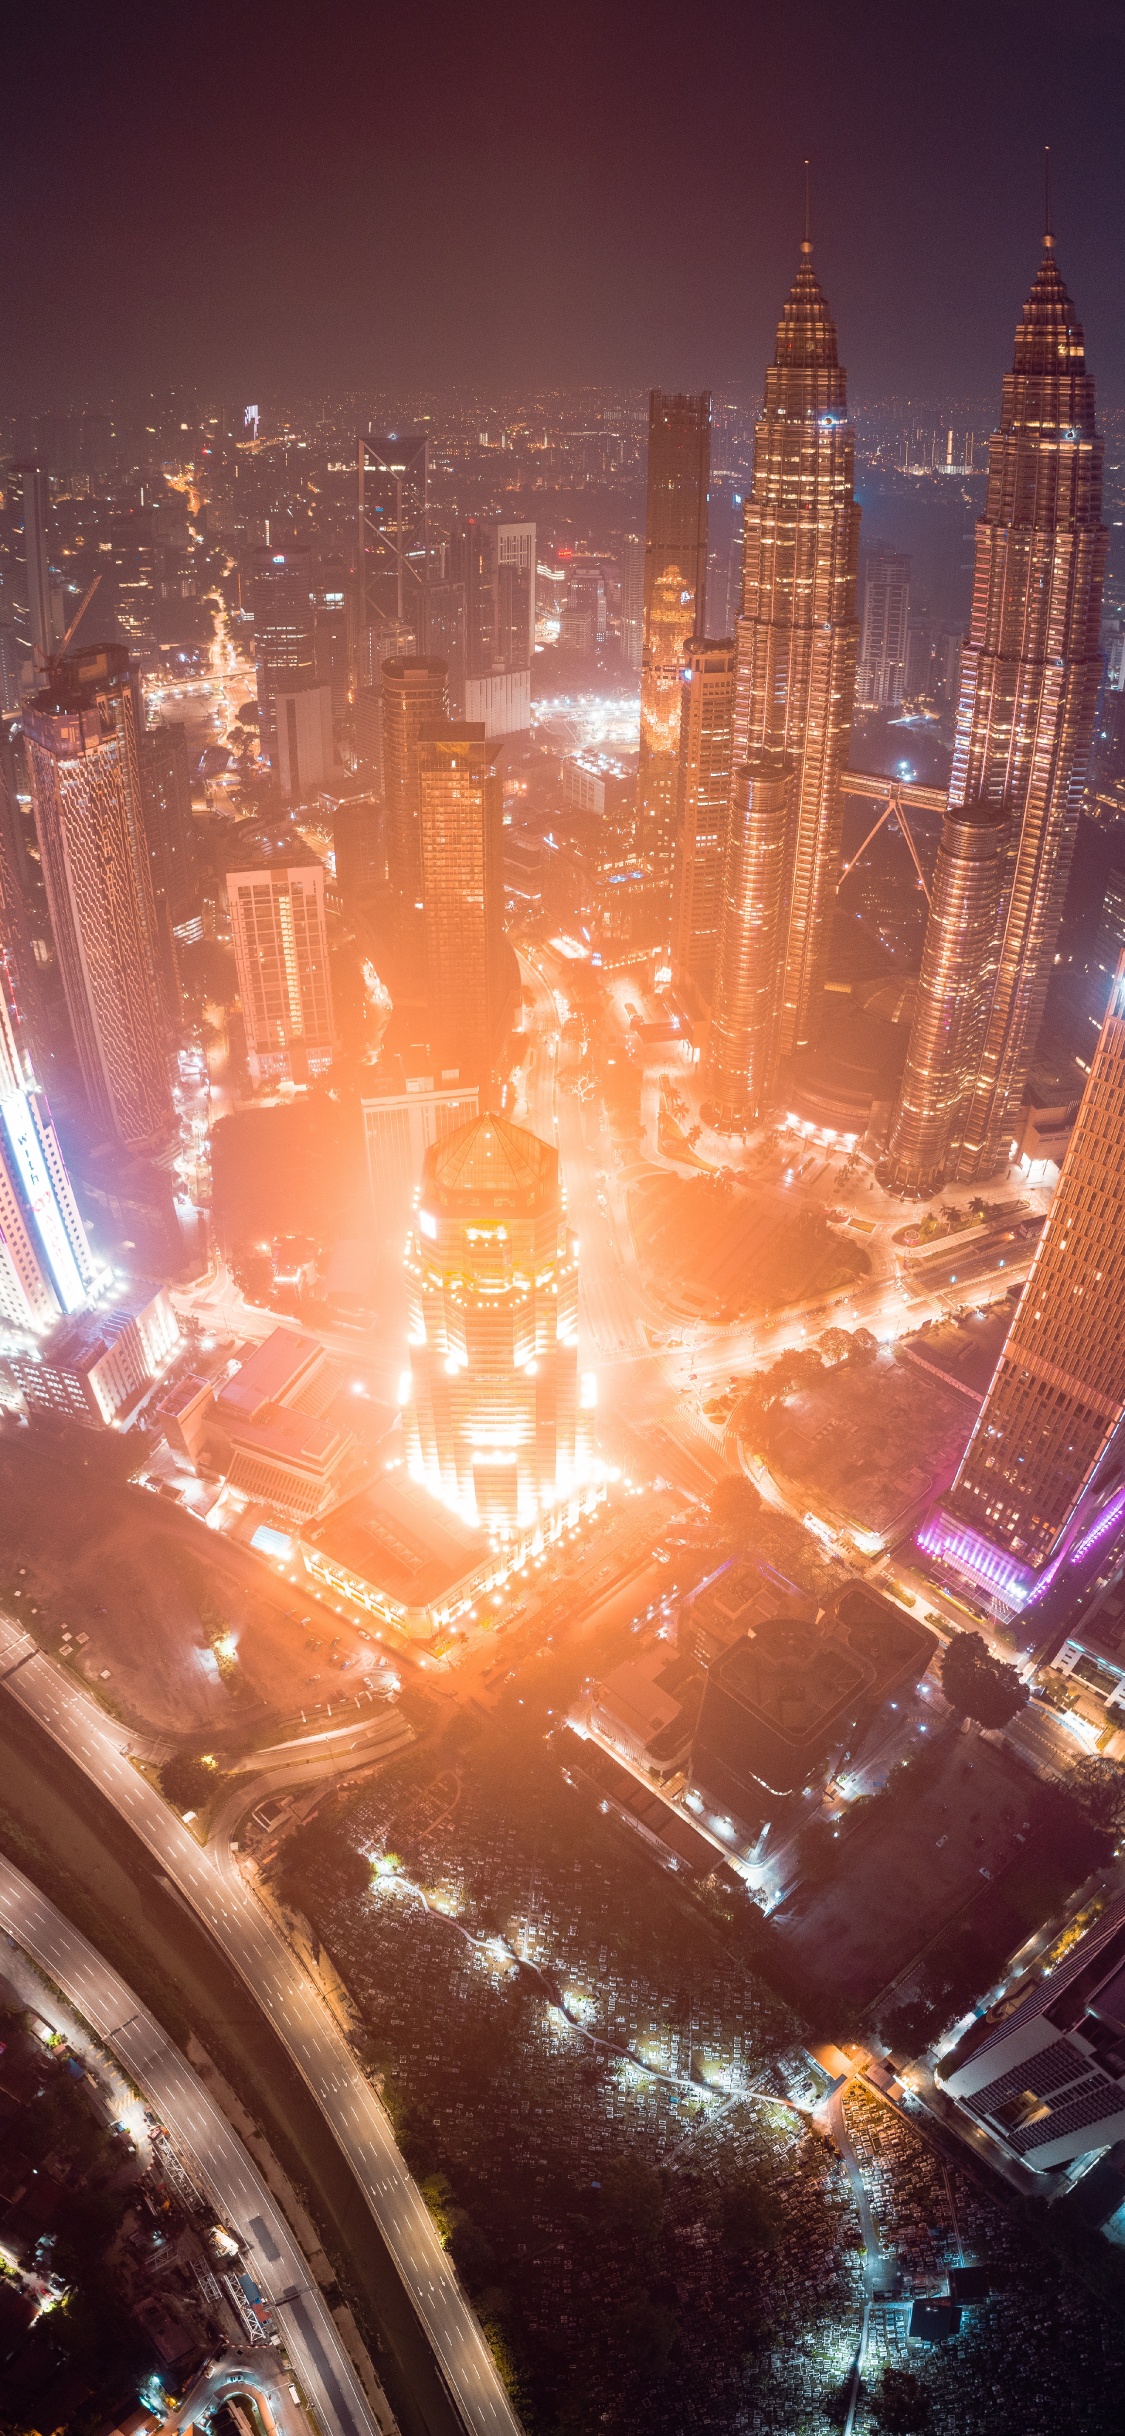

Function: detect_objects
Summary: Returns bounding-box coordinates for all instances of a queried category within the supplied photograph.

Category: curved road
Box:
[0,1852,378,2436]
[0,1614,522,2436]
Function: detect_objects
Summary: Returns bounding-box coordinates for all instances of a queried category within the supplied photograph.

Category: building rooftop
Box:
[307,1470,490,1610]
[224,819,324,876]
[695,1585,936,1798]
[423,1113,558,1215]
[215,1329,324,1419]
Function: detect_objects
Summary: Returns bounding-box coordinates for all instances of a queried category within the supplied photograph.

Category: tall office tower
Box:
[359,432,428,654]
[620,533,644,668]
[704,754,793,1128]
[635,391,711,900]
[250,544,315,766]
[720,238,860,1069]
[418,723,503,1084]
[274,681,334,800]
[940,1893,1125,2174]
[23,647,174,1153]
[312,556,351,716]
[671,639,736,1003]
[0,983,100,1333]
[880,800,1008,1196]
[404,1112,582,1533]
[141,722,201,954]
[856,548,910,708]
[0,462,56,675]
[382,657,449,902]
[890,238,1106,1186]
[225,823,335,1087]
[924,966,1125,1597]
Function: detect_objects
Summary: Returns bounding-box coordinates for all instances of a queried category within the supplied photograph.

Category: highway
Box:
[0,1614,522,2436]
[0,1850,380,2436]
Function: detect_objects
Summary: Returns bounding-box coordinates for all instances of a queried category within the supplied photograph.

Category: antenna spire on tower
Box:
[1044,143,1054,248]
[801,157,812,254]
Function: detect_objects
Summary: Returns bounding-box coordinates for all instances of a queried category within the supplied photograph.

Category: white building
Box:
[225,821,335,1085]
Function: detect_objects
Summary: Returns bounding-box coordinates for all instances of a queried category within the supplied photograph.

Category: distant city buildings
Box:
[382,657,450,903]
[856,547,910,709]
[23,644,174,1152]
[0,461,57,680]
[921,964,1125,1602]
[359,431,428,655]
[405,1113,586,1534]
[635,391,711,909]
[886,238,1106,1187]
[706,237,859,1125]
[225,821,335,1086]
[140,721,201,956]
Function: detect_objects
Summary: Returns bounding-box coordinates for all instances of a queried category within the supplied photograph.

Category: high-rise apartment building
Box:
[405,1113,582,1533]
[671,639,736,1003]
[251,545,316,767]
[620,534,644,668]
[225,822,335,1086]
[382,657,449,902]
[0,984,100,1333]
[922,965,1125,1599]
[141,722,201,950]
[940,1894,1125,2173]
[359,432,428,650]
[23,646,174,1152]
[711,239,859,1093]
[635,392,711,901]
[856,548,910,708]
[887,239,1106,1186]
[418,723,504,1084]
[0,461,56,676]
[880,800,1008,1196]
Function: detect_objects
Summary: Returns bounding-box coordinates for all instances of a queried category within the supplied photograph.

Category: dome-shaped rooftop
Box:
[422,1113,558,1213]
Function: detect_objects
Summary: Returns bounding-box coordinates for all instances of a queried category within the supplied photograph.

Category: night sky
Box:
[4,0,1124,406]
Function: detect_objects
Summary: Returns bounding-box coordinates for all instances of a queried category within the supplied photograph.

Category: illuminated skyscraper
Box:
[359,432,428,653]
[405,1113,583,1534]
[880,800,1008,1196]
[671,638,736,1004]
[0,984,100,1333]
[920,966,1125,1600]
[717,238,860,1076]
[418,722,503,1084]
[704,753,792,1128]
[856,548,910,708]
[251,545,316,767]
[635,392,711,903]
[382,656,449,901]
[23,646,174,1152]
[225,822,335,1086]
[887,237,1106,1185]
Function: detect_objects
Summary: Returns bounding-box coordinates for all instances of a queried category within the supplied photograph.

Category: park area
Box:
[628,1171,870,1322]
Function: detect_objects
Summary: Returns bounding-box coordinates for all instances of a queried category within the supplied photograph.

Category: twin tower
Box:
[649,230,1106,1192]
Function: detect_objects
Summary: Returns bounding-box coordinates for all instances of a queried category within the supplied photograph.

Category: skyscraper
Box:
[880,800,1008,1197]
[405,1112,582,1533]
[671,638,736,1004]
[635,392,711,903]
[0,982,100,1333]
[921,962,1125,1598]
[23,646,174,1152]
[382,657,449,902]
[359,432,428,651]
[417,722,504,1085]
[225,822,335,1086]
[704,754,793,1128]
[251,545,316,767]
[856,548,911,708]
[886,237,1106,1186]
[714,238,860,1082]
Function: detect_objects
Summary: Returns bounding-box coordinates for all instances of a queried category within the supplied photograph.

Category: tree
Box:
[939,1630,1029,1732]
[707,1473,762,1541]
[873,2366,931,2431]
[721,2173,781,2256]
[1068,1756,1125,1838]
[160,1750,222,1813]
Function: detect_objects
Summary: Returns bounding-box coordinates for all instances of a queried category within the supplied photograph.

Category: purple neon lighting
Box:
[1069,1484,1125,1568]
[917,1510,1032,1605]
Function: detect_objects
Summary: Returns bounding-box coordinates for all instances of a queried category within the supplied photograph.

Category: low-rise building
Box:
[206,1326,385,1520]
[939,1896,1125,2174]
[302,1466,497,1638]
[5,1285,179,1425]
